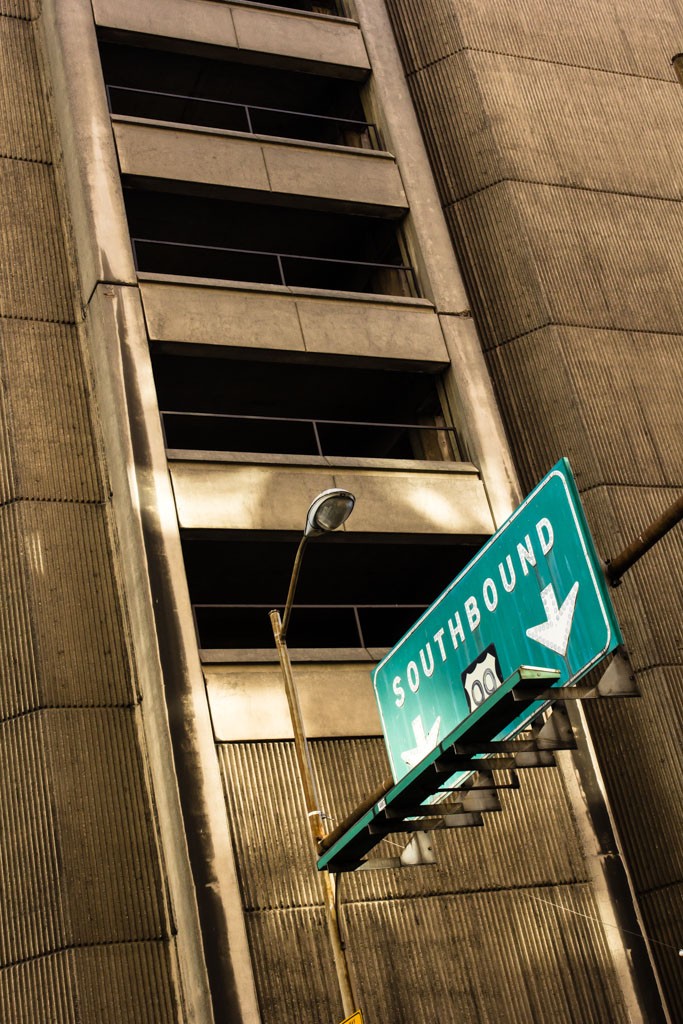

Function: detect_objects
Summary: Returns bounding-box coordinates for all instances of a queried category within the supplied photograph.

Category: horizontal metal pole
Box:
[161,409,458,433]
[109,84,375,133]
[606,494,683,585]
[132,237,412,273]
[191,0,345,19]
[194,602,425,610]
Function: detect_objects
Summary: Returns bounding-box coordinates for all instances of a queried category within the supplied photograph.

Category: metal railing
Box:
[131,237,419,296]
[107,84,381,150]
[160,410,457,460]
[193,602,426,649]
[231,0,345,15]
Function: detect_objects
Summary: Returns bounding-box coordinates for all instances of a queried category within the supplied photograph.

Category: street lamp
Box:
[269,489,357,1019]
[281,488,356,638]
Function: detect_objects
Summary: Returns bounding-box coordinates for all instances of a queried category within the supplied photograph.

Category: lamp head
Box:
[304,488,356,537]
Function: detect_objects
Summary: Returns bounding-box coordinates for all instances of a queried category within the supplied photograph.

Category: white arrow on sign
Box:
[526,581,579,657]
[401,714,441,769]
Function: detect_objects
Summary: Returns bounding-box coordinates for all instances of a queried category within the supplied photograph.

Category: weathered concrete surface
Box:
[139,276,450,362]
[38,0,136,301]
[113,118,407,211]
[206,662,383,740]
[354,0,521,527]
[386,0,683,1017]
[93,0,370,78]
[0,4,189,1020]
[169,460,493,536]
[2,0,659,1021]
[86,280,260,1024]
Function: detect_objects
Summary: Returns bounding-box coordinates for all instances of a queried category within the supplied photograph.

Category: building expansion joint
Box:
[578,480,683,497]
[481,319,683,353]
[327,877,590,909]
[247,901,330,915]
[0,935,173,973]
[404,45,469,78]
[637,878,683,899]
[0,702,140,727]
[447,176,682,208]
[0,496,110,510]
[0,152,52,168]
[0,9,36,23]
[630,660,683,676]
[0,311,78,328]
[406,42,676,86]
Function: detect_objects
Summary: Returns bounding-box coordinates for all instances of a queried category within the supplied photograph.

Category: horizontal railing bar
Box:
[204,0,345,17]
[108,84,376,132]
[132,237,411,272]
[193,603,426,610]
[194,597,423,648]
[160,409,457,433]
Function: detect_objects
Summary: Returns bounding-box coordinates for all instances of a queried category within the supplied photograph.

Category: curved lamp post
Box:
[281,488,356,637]
[269,489,357,1018]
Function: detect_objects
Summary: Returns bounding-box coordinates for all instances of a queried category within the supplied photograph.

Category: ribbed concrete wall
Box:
[386,0,683,1016]
[219,739,630,1023]
[0,4,182,1020]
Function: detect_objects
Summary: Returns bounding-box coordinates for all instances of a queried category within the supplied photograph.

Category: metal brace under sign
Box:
[317,666,561,872]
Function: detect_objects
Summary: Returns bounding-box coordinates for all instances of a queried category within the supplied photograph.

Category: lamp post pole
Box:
[269,489,357,1019]
[270,608,356,1017]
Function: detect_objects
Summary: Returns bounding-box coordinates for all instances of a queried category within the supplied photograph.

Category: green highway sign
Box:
[373,459,622,784]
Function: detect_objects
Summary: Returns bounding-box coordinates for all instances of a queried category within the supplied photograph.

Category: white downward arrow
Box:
[526,581,579,657]
[401,714,441,769]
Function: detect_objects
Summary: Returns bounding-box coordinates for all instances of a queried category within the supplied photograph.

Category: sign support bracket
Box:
[513,645,639,701]
[318,663,640,874]
[318,666,560,872]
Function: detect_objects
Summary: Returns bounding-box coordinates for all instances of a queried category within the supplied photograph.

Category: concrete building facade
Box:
[0,0,679,1021]
[383,2,683,1019]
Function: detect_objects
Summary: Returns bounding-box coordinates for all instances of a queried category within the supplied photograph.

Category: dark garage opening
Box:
[153,352,458,460]
[183,533,481,651]
[124,185,416,295]
[101,38,374,147]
